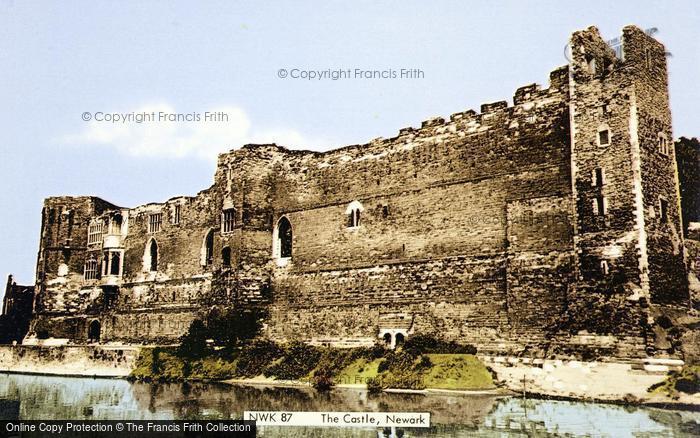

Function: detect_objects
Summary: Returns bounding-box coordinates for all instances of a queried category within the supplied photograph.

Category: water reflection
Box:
[0,373,697,437]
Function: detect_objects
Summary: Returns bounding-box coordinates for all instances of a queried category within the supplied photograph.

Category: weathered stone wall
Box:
[249,68,574,349]
[675,137,700,235]
[566,27,689,357]
[23,25,692,359]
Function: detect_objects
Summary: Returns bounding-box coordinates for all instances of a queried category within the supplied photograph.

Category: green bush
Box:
[311,367,334,391]
[366,377,383,394]
[402,334,477,356]
[178,320,209,359]
[264,341,322,380]
[206,308,266,350]
[235,340,283,378]
[378,351,416,373]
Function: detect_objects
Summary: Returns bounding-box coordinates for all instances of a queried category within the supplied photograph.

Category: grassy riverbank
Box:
[130,337,495,391]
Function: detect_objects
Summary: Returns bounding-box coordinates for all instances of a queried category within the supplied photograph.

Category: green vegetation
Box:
[130,334,493,393]
[422,354,495,390]
[264,341,322,380]
[648,364,700,397]
[234,339,283,378]
[131,347,238,381]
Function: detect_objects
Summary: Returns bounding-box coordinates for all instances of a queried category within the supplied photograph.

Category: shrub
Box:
[366,377,383,394]
[311,367,335,391]
[207,308,266,349]
[235,340,283,378]
[415,355,433,371]
[402,334,477,356]
[378,351,415,373]
[178,320,209,359]
[264,341,322,380]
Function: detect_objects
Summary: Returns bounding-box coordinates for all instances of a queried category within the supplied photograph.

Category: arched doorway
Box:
[88,320,101,343]
[383,332,392,346]
[395,332,405,346]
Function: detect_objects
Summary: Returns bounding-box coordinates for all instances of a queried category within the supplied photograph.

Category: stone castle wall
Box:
[23,25,691,359]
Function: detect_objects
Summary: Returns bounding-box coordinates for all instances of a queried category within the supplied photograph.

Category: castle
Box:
[21,26,695,359]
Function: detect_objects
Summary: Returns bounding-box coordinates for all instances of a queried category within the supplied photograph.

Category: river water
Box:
[0,373,697,437]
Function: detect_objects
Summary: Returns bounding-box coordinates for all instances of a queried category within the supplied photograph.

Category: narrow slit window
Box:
[592,168,605,187]
[658,133,669,156]
[660,198,669,223]
[593,195,606,216]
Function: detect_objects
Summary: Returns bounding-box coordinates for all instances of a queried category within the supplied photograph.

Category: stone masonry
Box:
[22,26,692,359]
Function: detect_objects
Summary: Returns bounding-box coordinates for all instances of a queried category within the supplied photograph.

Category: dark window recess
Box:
[205,230,214,265]
[110,252,120,275]
[348,209,361,228]
[222,246,231,267]
[382,205,389,218]
[660,199,669,223]
[595,168,604,187]
[149,241,158,272]
[278,217,293,258]
[598,129,610,146]
[595,195,605,216]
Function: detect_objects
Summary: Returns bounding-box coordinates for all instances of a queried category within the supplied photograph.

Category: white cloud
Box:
[62,103,322,162]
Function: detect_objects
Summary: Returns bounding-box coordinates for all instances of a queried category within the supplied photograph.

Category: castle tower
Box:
[568,26,688,355]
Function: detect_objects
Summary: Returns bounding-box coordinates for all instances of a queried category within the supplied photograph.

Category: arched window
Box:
[84,258,98,280]
[110,251,121,276]
[202,229,214,266]
[274,216,293,259]
[222,246,231,268]
[144,238,158,272]
[346,201,364,228]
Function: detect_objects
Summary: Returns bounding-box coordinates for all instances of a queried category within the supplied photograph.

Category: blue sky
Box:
[0,0,698,287]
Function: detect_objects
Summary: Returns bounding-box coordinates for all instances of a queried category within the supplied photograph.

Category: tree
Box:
[206,308,266,350]
[178,319,208,358]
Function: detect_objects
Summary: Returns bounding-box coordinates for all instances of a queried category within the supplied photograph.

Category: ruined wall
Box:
[0,276,35,343]
[25,25,689,359]
[623,26,688,306]
[249,68,575,348]
[675,137,700,235]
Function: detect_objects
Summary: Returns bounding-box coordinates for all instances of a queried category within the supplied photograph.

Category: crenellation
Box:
[480,100,508,114]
